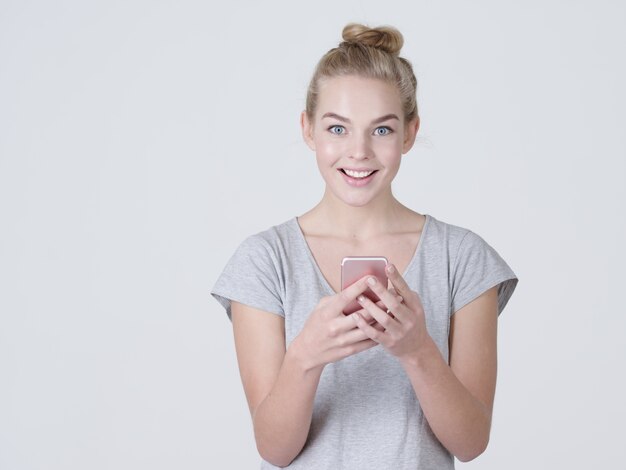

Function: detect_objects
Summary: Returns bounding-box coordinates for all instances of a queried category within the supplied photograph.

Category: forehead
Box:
[316,75,402,120]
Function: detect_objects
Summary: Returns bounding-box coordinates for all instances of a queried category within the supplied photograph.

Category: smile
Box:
[340,169,377,179]
[338,168,378,187]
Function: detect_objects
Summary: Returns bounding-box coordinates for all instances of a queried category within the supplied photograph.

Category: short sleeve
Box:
[210,234,285,322]
[450,231,519,316]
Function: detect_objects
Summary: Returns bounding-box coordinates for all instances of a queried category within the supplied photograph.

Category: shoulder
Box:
[225,217,304,277]
[427,215,519,316]
[212,218,297,320]
[237,217,299,258]
[424,214,477,255]
[424,214,511,275]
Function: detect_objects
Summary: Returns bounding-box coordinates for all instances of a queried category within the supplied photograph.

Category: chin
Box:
[335,192,379,208]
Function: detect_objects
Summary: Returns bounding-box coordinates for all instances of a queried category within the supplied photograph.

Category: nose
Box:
[349,133,373,160]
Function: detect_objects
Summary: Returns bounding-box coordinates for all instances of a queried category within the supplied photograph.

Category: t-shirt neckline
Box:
[291,214,431,296]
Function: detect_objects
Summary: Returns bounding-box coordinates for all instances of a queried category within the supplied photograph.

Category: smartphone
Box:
[341,256,388,315]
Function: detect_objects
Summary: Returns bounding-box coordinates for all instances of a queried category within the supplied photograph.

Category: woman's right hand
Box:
[292,275,402,371]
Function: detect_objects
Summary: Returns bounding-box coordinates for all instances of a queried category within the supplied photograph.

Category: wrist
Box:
[398,334,440,371]
[287,337,324,376]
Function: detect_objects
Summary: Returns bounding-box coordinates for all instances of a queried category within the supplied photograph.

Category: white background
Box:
[1,1,625,468]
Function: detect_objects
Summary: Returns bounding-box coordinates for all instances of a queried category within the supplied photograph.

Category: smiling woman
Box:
[211,22,518,469]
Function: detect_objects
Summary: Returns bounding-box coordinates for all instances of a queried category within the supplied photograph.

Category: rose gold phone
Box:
[341,256,388,315]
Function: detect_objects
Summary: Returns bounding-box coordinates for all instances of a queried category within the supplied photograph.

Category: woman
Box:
[212,23,518,469]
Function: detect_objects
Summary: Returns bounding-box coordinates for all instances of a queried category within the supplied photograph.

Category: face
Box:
[301,75,419,208]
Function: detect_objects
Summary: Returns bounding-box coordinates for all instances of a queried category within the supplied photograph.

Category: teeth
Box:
[344,169,374,178]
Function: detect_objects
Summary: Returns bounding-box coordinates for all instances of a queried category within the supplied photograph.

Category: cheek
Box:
[315,139,344,162]
[374,140,403,161]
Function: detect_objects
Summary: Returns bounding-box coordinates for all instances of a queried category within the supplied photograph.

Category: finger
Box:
[350,311,385,345]
[377,295,403,319]
[339,323,378,344]
[357,303,381,324]
[363,276,409,323]
[358,302,382,322]
[371,319,386,332]
[327,314,371,338]
[335,296,400,334]
[356,293,400,334]
[353,296,402,324]
[384,264,412,297]
[335,275,372,311]
[385,264,423,312]
[340,274,395,308]
[368,296,401,318]
[342,337,379,356]
[331,305,383,337]
[389,290,403,304]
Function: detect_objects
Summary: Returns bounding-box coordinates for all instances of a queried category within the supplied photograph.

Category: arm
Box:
[231,277,383,467]
[398,286,498,462]
[352,269,498,462]
[231,301,322,467]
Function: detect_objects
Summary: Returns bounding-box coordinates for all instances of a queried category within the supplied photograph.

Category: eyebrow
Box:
[321,112,400,124]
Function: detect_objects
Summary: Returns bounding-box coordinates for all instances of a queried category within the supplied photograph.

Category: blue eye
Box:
[375,126,393,136]
[328,125,345,135]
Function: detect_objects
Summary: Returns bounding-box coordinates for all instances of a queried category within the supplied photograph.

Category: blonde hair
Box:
[305,23,418,125]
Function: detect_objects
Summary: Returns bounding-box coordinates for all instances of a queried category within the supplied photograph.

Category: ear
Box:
[301,110,316,151]
[401,116,420,154]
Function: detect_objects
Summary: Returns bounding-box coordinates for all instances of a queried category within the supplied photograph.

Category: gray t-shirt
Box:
[211,213,519,469]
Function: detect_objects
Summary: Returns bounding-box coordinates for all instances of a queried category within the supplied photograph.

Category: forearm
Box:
[252,340,323,467]
[400,337,491,462]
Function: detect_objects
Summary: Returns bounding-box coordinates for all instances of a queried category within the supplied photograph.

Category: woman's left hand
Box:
[352,263,430,362]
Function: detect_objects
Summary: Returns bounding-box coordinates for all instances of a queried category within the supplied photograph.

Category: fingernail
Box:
[387,265,395,274]
[351,313,359,322]
[367,277,376,286]
[357,295,366,303]
[397,295,403,303]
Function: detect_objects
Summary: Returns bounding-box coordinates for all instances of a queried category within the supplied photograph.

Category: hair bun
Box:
[341,23,404,55]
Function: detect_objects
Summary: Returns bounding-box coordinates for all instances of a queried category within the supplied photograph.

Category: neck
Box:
[303,187,412,240]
